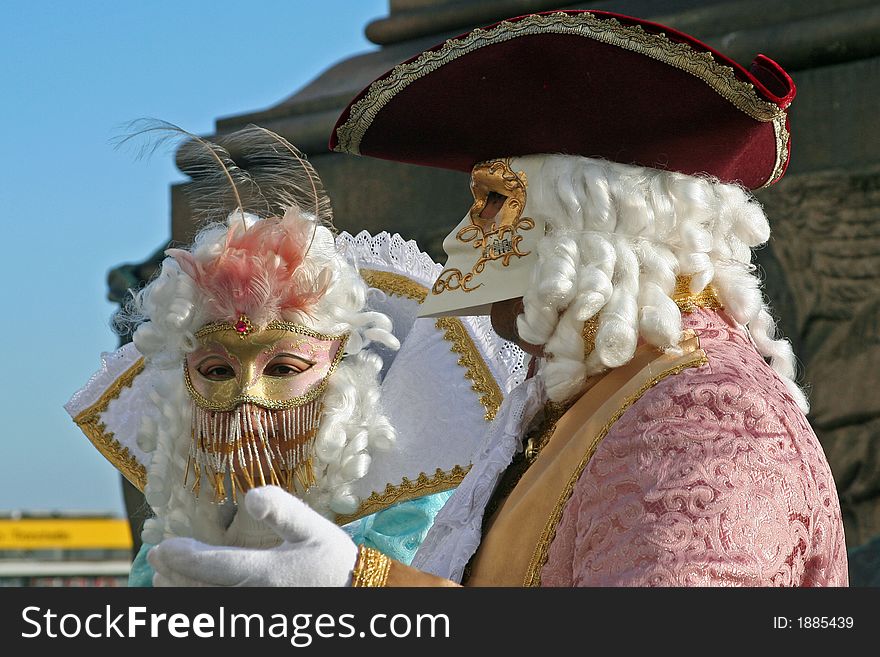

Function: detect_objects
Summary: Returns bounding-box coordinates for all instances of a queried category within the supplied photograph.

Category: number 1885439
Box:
[797,617,854,629]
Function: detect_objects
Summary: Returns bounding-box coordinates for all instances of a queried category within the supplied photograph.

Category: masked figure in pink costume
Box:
[146,11,848,587]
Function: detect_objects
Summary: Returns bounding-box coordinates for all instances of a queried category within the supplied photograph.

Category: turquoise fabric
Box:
[128,541,155,587]
[342,490,454,566]
[127,490,454,586]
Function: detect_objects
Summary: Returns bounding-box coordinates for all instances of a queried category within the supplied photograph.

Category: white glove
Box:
[148,485,359,587]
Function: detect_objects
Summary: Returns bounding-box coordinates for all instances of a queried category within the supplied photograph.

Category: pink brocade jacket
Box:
[541,309,849,586]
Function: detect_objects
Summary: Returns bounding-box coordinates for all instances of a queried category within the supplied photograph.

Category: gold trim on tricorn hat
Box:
[331,10,795,189]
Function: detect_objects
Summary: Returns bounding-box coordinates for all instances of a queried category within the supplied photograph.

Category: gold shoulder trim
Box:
[360,269,501,420]
[72,358,148,492]
[335,11,787,185]
[671,276,722,312]
[336,465,471,525]
[436,317,504,421]
[523,350,710,586]
[361,268,428,302]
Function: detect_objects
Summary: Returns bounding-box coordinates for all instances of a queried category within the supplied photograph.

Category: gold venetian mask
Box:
[182,318,348,502]
[184,319,347,410]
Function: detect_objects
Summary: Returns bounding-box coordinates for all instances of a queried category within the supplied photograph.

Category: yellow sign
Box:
[0,519,132,550]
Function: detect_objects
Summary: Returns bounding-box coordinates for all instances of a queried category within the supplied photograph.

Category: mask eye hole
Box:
[480,191,507,220]
[264,354,314,378]
[196,357,236,381]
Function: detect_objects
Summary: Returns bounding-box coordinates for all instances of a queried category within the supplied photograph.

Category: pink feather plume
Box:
[167,208,329,325]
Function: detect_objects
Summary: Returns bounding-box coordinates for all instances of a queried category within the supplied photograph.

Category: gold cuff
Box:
[351,545,392,587]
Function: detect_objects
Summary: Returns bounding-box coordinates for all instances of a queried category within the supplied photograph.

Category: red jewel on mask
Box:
[234,315,253,338]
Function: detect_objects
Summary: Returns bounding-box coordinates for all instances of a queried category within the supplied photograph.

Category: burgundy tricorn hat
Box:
[331,10,796,189]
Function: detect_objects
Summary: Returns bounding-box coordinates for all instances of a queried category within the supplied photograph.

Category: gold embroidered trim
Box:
[195,320,348,343]
[359,269,501,421]
[72,358,148,492]
[360,268,428,302]
[671,277,722,312]
[763,114,790,188]
[335,11,787,186]
[523,350,710,586]
[336,465,471,526]
[351,545,392,587]
[436,316,504,421]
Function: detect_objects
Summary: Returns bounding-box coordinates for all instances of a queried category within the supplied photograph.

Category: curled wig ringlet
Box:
[515,155,808,413]
[121,123,399,546]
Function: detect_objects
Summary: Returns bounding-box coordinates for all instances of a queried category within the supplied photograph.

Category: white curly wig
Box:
[512,154,807,412]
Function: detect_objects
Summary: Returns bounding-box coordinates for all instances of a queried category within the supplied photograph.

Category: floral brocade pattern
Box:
[542,309,848,586]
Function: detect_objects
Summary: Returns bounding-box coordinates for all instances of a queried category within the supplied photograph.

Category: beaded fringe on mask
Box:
[185,400,322,503]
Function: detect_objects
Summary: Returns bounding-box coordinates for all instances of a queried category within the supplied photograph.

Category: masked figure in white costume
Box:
[66,126,524,586]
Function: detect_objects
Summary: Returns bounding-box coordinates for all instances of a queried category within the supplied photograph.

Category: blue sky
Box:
[0,0,386,515]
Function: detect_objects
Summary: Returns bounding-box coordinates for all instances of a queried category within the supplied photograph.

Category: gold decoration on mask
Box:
[194,314,254,339]
[581,275,723,360]
[234,314,253,338]
[194,319,344,342]
[185,399,323,504]
[185,323,348,411]
[469,158,528,233]
[432,158,535,296]
[431,267,482,294]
